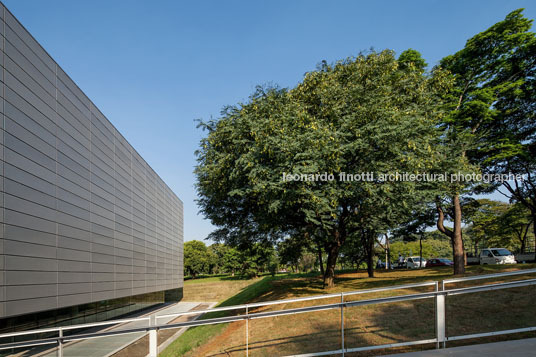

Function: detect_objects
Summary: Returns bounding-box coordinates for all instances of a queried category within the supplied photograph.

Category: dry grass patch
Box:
[183,276,262,302]
[182,264,536,356]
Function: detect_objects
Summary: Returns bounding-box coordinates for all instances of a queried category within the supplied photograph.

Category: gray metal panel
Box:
[3,26,55,85]
[4,70,55,121]
[57,224,91,243]
[5,297,57,316]
[4,10,55,72]
[5,255,58,272]
[3,224,56,247]
[4,87,55,134]
[0,3,183,320]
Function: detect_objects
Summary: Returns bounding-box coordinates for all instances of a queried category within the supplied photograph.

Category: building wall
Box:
[0,3,183,319]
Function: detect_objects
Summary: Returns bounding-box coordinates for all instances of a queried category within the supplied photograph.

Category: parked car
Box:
[466,253,480,265]
[426,258,454,267]
[406,256,426,269]
[479,248,516,265]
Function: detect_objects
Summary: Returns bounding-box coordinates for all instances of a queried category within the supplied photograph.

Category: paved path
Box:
[386,338,536,356]
[38,302,204,357]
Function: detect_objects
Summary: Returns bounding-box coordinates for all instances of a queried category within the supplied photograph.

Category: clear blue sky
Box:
[4,0,535,242]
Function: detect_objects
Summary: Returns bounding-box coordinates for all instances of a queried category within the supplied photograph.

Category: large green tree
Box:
[464,199,534,253]
[184,240,211,278]
[196,51,449,287]
[436,9,536,274]
[464,199,510,254]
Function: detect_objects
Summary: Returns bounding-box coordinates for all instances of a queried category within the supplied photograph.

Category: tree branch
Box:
[436,200,454,238]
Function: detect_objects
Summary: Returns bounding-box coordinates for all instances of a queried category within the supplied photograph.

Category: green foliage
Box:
[221,246,241,275]
[184,240,212,278]
[389,238,452,261]
[184,240,279,278]
[268,254,279,276]
[193,10,535,282]
[195,50,450,284]
[398,49,427,71]
[238,243,276,277]
[438,8,536,196]
[464,199,535,253]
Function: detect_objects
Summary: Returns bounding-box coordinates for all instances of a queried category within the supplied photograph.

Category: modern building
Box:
[0,2,184,334]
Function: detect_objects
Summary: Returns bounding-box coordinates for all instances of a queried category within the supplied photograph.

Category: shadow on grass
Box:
[205,286,536,356]
[166,264,536,356]
[197,264,536,356]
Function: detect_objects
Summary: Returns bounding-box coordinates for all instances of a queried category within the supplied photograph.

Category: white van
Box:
[479,248,516,265]
[406,256,426,269]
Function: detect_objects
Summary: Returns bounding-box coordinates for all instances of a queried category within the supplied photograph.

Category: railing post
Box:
[341,292,345,356]
[149,315,158,357]
[246,304,249,357]
[435,290,446,349]
[58,327,63,357]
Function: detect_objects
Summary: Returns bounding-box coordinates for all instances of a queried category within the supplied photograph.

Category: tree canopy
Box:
[194,9,536,286]
[196,50,450,287]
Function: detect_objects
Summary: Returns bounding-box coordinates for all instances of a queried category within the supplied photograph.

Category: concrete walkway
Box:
[386,338,536,356]
[36,301,207,357]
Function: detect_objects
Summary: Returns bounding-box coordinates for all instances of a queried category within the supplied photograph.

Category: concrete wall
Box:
[0,3,183,319]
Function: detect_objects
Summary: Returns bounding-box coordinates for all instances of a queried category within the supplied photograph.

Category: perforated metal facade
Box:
[0,2,184,320]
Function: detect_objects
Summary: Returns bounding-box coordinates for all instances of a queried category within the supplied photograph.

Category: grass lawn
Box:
[163,264,536,356]
[182,274,264,303]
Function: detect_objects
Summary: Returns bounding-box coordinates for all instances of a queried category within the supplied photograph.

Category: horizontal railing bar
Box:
[284,348,344,357]
[161,293,438,328]
[0,327,63,339]
[447,326,536,341]
[158,314,248,330]
[445,278,536,296]
[345,291,436,308]
[443,268,536,285]
[345,338,438,353]
[0,291,468,350]
[0,327,152,350]
[284,338,439,356]
[2,274,535,353]
[157,281,437,320]
[64,327,148,342]
[248,303,341,320]
[61,316,151,331]
[156,304,250,320]
[250,281,436,308]
[158,303,343,331]
[0,316,150,339]
[0,338,58,351]
[342,282,437,298]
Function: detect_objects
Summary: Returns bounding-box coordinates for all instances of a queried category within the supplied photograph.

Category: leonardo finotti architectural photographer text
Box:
[281,172,525,183]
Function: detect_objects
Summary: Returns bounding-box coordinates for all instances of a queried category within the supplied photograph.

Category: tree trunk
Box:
[452,195,466,274]
[419,233,423,268]
[436,195,466,275]
[532,212,536,248]
[519,219,532,254]
[366,245,374,277]
[364,231,375,278]
[317,244,325,277]
[324,243,341,288]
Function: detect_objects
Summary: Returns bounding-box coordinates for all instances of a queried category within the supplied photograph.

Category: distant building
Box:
[0,2,183,333]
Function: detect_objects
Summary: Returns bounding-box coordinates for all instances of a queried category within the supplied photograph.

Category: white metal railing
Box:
[442,267,536,289]
[0,268,535,356]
